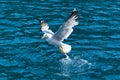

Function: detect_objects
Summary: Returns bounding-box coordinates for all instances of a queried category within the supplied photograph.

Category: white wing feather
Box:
[52,8,78,41]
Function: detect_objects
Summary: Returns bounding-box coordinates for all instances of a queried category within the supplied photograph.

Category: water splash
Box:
[58,55,72,76]
[59,55,72,64]
[58,56,92,76]
[65,55,72,61]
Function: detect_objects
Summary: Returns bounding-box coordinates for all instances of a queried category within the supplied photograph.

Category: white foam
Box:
[65,55,72,61]
[59,55,92,76]
[59,55,72,76]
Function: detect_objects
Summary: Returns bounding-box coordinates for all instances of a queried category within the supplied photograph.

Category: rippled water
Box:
[0,0,120,80]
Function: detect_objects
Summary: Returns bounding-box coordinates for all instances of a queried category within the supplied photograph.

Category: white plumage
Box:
[41,8,78,56]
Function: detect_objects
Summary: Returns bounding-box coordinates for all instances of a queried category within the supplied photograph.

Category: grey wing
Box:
[41,20,54,35]
[52,8,78,41]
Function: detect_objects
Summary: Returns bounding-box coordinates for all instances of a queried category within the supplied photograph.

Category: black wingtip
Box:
[69,8,78,19]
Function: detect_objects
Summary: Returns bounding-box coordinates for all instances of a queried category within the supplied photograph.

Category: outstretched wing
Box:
[41,20,54,35]
[52,8,78,41]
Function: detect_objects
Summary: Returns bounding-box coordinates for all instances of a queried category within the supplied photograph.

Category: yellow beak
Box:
[41,35,45,39]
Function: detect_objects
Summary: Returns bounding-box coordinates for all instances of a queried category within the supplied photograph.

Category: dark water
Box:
[0,0,120,80]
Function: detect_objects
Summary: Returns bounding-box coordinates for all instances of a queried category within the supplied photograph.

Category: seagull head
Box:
[41,20,48,27]
[40,20,49,31]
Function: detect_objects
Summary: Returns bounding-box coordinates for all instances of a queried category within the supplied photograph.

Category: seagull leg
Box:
[59,46,66,56]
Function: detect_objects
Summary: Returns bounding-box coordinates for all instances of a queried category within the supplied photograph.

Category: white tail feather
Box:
[62,44,72,53]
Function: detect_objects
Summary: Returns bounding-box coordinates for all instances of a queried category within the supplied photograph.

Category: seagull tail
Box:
[62,44,72,54]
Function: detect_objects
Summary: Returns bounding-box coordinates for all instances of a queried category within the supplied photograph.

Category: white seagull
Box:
[40,8,78,57]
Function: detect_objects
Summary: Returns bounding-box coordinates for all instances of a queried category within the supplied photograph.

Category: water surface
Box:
[0,0,120,80]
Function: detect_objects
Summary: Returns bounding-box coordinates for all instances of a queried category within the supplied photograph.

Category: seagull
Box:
[40,8,78,57]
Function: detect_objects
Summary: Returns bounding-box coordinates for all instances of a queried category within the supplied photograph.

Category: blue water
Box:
[0,0,120,80]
